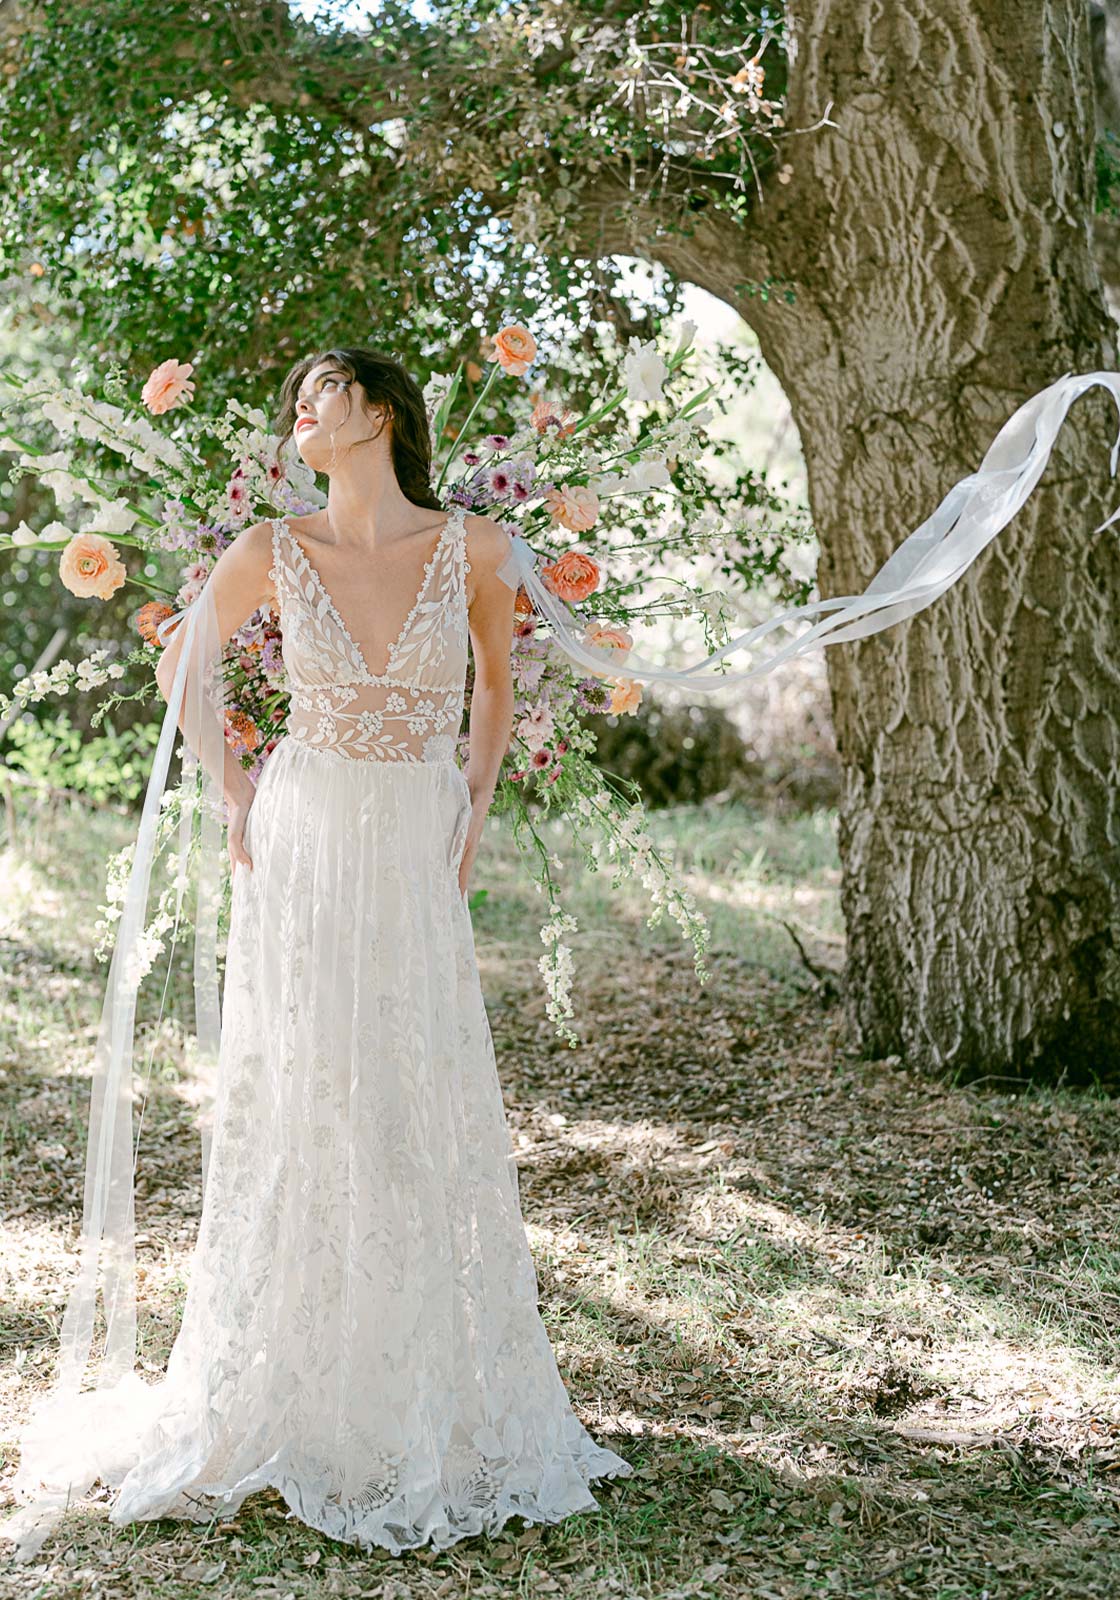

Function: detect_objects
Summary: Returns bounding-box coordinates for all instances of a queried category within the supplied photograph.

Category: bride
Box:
[3,348,633,1558]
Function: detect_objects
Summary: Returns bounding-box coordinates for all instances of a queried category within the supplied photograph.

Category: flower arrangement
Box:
[0,319,731,1044]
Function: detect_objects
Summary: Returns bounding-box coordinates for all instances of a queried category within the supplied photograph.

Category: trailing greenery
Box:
[2,708,161,805]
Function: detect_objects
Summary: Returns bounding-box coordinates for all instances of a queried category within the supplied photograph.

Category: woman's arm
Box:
[154,519,276,818]
[459,516,517,889]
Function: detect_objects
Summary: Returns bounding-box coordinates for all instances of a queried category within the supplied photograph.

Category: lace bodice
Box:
[267,508,470,764]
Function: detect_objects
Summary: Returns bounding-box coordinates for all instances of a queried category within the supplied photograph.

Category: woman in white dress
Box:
[4,349,632,1559]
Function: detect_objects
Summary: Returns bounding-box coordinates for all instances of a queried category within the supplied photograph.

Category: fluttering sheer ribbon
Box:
[4,365,1120,1563]
[3,580,229,1561]
[495,370,1120,685]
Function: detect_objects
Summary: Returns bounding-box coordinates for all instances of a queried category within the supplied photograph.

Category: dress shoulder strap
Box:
[267,515,298,598]
[455,504,472,576]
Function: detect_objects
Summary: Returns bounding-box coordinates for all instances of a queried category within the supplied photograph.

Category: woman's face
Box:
[292,363,381,471]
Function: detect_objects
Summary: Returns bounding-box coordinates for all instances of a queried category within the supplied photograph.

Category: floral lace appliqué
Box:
[268,510,470,765]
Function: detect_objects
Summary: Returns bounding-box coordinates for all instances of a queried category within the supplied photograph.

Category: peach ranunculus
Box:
[544,483,599,532]
[225,708,262,752]
[541,549,600,604]
[608,677,643,715]
[513,586,534,621]
[490,323,537,377]
[530,392,577,439]
[141,358,196,415]
[582,621,633,662]
[136,599,175,646]
[59,532,127,600]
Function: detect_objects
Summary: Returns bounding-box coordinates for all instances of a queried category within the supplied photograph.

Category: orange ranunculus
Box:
[544,483,599,532]
[141,357,195,415]
[491,323,537,377]
[582,621,633,661]
[59,532,127,600]
[514,586,534,619]
[608,677,642,715]
[541,549,600,603]
[136,599,175,645]
[530,392,577,438]
[225,709,262,751]
[465,360,484,383]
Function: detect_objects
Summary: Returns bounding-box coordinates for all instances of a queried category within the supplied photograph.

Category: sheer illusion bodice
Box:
[269,507,470,765]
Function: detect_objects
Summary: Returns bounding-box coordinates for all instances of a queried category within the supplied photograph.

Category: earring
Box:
[328,429,338,470]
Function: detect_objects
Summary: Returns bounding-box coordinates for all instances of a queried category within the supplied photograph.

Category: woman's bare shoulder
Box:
[224,517,285,608]
[462,512,513,571]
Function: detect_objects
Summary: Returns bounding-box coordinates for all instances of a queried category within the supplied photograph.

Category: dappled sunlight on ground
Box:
[2,790,1118,1597]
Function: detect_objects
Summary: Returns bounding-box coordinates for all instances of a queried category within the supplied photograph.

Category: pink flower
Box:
[490,324,537,377]
[516,704,555,749]
[544,484,599,533]
[529,747,552,768]
[59,532,127,600]
[582,621,633,662]
[608,677,643,715]
[141,358,195,415]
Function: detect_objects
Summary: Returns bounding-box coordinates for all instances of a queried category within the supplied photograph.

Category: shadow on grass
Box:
[2,790,1119,1598]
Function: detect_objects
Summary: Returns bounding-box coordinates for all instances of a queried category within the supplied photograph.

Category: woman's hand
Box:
[228,792,255,877]
[456,810,486,899]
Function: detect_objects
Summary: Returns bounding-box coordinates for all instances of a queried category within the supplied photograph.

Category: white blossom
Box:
[674,319,698,358]
[622,336,669,405]
[80,498,141,536]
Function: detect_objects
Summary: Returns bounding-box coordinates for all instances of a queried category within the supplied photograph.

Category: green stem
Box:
[434,362,504,494]
[128,575,178,597]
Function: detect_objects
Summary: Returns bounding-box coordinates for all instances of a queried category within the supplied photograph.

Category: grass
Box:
[0,783,1118,1599]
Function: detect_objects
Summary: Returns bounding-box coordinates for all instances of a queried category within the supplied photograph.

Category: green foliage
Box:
[0,1,789,409]
[1095,128,1120,216]
[0,2,814,720]
[588,697,837,811]
[3,706,161,804]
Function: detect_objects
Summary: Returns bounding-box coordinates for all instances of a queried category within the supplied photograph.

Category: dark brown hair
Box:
[273,347,444,511]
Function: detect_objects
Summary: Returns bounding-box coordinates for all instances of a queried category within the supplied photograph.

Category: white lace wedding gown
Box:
[55,505,632,1553]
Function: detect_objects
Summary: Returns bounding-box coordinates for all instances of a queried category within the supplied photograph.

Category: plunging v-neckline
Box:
[276,508,461,680]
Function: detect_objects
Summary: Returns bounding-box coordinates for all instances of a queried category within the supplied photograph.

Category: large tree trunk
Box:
[748,0,1120,1076]
[578,4,1120,1076]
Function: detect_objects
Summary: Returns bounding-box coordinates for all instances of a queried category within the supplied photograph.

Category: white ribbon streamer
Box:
[496,369,1120,686]
[3,582,229,1561]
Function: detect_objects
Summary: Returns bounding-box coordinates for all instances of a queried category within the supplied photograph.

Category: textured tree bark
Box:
[564,3,1120,1076]
[567,4,1120,1076]
[748,0,1120,1076]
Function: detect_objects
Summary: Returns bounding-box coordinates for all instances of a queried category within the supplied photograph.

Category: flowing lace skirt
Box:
[73,736,631,1553]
